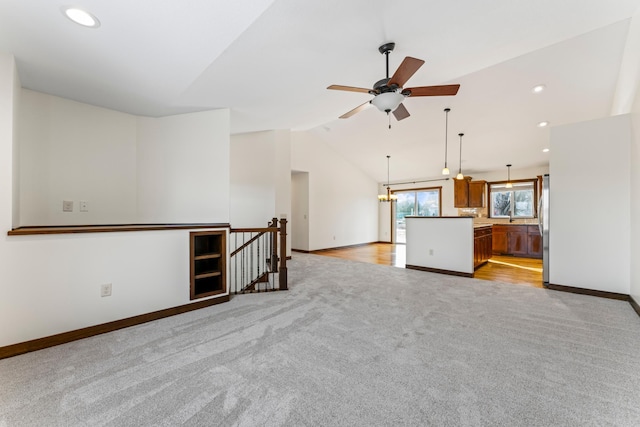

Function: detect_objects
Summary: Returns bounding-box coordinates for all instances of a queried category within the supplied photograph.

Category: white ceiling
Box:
[1,0,639,182]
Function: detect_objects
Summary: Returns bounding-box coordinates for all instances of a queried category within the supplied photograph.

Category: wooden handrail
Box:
[230,228,275,257]
[230,227,279,233]
[8,223,230,236]
[229,217,287,293]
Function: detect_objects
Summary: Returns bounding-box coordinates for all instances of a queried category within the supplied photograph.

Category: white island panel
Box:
[406,217,474,276]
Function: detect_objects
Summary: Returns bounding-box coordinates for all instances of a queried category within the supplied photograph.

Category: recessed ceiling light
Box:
[62,7,100,28]
[542,148,550,153]
[532,84,546,94]
[537,121,549,127]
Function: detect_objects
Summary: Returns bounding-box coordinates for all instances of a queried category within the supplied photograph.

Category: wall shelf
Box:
[190,230,226,299]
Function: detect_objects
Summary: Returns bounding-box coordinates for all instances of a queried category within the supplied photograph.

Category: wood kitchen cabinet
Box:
[527,225,543,258]
[454,177,486,208]
[491,224,541,258]
[474,226,493,268]
[468,181,486,207]
[492,226,508,253]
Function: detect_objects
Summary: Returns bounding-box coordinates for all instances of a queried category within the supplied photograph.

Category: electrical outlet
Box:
[80,201,88,212]
[100,283,112,297]
[62,200,73,212]
[429,249,434,255]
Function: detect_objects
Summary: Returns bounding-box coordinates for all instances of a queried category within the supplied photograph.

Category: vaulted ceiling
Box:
[1,0,639,182]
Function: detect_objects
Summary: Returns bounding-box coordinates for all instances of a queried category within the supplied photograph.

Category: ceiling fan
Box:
[328,42,460,123]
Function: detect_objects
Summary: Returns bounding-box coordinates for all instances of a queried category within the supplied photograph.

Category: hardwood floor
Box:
[309,243,543,288]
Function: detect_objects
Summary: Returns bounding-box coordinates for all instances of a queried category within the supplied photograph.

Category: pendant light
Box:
[456,133,464,180]
[441,108,450,175]
[505,164,513,188]
[378,155,398,202]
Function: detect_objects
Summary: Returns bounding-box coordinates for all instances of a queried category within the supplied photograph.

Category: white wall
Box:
[1,56,232,347]
[18,90,138,225]
[230,131,276,227]
[137,110,230,224]
[631,85,640,303]
[291,130,379,251]
[549,115,631,294]
[0,54,16,231]
[291,171,309,251]
[405,217,474,274]
[18,91,230,226]
[230,129,290,230]
[11,59,19,229]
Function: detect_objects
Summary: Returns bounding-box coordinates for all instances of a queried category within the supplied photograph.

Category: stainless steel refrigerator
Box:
[538,174,550,285]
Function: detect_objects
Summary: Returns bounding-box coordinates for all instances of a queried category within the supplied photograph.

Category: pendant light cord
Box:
[458,133,464,175]
[386,155,390,186]
[444,108,449,168]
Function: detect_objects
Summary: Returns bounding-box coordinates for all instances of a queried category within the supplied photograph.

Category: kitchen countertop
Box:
[475,222,538,226]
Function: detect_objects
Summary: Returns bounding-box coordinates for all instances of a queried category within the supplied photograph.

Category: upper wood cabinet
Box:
[468,181,486,207]
[454,177,486,208]
[454,177,470,207]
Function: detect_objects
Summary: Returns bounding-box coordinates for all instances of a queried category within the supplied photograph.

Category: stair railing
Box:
[229,217,288,294]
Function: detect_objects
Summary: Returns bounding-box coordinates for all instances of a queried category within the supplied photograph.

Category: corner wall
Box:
[137,110,230,224]
[549,115,631,295]
[230,130,290,228]
[631,86,640,304]
[291,130,378,251]
[18,90,138,225]
[1,57,232,348]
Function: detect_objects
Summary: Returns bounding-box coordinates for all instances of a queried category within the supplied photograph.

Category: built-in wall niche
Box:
[190,230,227,299]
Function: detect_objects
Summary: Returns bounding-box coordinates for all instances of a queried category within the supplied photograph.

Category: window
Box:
[489,180,537,219]
[393,187,441,243]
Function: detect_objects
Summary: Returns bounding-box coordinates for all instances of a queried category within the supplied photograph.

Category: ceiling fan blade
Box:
[405,84,460,97]
[388,57,425,88]
[327,85,371,94]
[392,103,410,121]
[339,100,371,119]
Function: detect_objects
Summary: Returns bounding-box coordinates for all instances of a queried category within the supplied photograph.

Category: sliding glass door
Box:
[394,188,441,244]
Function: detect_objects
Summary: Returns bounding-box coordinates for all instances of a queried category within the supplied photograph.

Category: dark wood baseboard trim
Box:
[309,242,380,253]
[547,283,629,301]
[629,295,640,317]
[405,264,473,278]
[0,295,230,360]
[293,242,391,254]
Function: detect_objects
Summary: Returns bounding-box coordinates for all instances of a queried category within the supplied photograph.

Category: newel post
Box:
[278,217,288,290]
[270,217,279,273]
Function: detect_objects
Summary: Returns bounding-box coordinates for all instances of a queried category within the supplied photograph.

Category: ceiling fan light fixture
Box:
[371,91,404,113]
[62,7,100,28]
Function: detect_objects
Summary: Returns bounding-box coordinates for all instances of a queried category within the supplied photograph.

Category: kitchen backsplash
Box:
[458,207,538,224]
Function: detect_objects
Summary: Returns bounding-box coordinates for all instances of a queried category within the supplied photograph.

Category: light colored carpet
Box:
[1,253,640,426]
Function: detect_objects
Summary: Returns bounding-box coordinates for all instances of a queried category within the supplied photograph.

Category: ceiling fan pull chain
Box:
[388,113,391,129]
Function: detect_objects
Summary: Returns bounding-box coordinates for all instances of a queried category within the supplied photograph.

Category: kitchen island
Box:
[405,216,492,277]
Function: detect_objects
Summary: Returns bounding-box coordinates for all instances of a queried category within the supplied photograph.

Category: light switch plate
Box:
[62,200,73,212]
